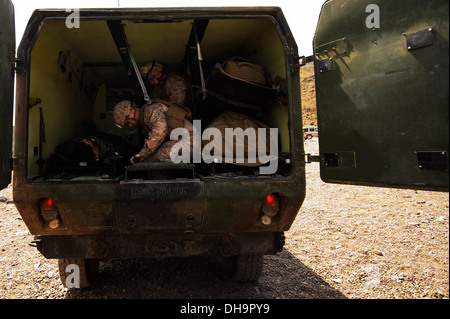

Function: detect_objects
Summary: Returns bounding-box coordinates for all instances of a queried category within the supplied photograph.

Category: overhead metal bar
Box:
[107,20,151,104]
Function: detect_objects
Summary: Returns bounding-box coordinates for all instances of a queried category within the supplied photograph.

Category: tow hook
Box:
[29,236,42,248]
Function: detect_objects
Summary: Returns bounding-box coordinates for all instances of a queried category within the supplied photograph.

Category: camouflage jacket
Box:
[150,72,188,106]
[138,102,193,162]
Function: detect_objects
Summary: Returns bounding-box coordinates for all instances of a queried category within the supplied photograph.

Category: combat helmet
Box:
[140,61,165,81]
[113,100,132,128]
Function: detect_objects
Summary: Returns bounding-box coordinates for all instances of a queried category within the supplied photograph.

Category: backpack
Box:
[148,99,192,135]
[202,111,276,166]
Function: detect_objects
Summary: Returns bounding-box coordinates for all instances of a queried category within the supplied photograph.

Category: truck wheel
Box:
[58,258,99,289]
[228,255,264,282]
[306,134,312,140]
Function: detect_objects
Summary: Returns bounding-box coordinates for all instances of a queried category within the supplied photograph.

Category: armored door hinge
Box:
[300,55,314,67]
[301,153,320,164]
[293,55,314,71]
[306,153,321,163]
[9,55,23,76]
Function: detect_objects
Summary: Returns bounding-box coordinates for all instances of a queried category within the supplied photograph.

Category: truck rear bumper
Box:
[33,232,285,259]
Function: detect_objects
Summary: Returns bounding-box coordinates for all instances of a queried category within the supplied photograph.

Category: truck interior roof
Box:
[33,18,286,88]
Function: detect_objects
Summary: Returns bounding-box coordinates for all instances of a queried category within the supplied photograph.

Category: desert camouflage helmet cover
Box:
[140,61,164,80]
[113,100,132,127]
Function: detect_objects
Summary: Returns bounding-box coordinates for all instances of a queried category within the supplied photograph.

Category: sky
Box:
[10,0,325,56]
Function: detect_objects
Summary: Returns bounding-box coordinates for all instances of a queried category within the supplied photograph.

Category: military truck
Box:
[1,0,448,288]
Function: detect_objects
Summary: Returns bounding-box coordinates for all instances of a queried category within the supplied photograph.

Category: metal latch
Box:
[185,215,194,233]
[315,37,349,73]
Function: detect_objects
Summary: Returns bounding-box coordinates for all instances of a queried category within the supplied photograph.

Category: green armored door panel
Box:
[0,0,15,190]
[314,0,449,191]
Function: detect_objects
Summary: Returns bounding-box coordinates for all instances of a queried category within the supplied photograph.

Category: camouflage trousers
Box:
[143,119,193,162]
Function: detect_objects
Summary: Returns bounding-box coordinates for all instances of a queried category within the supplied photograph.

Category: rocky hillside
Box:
[300,62,317,127]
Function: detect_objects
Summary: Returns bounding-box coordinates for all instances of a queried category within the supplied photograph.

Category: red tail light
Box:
[40,198,61,229]
[41,198,57,211]
[264,194,279,207]
[261,194,280,225]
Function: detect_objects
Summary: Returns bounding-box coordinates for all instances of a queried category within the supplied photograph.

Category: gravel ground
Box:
[0,138,448,300]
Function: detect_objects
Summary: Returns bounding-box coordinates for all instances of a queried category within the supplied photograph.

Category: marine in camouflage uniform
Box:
[113,100,193,163]
[112,62,192,163]
[139,102,193,162]
[150,72,188,107]
[139,61,190,107]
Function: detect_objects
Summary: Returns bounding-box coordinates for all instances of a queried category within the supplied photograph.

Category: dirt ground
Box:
[0,138,448,300]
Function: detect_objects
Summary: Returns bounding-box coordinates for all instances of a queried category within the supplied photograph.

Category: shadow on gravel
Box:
[64,249,346,299]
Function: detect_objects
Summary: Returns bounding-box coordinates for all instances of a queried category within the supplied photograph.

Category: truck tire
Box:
[58,258,99,289]
[229,255,264,282]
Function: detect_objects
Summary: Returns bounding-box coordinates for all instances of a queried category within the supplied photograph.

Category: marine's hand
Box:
[131,154,143,164]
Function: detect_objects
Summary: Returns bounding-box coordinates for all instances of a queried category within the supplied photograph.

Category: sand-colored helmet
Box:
[113,100,132,128]
[140,61,164,80]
